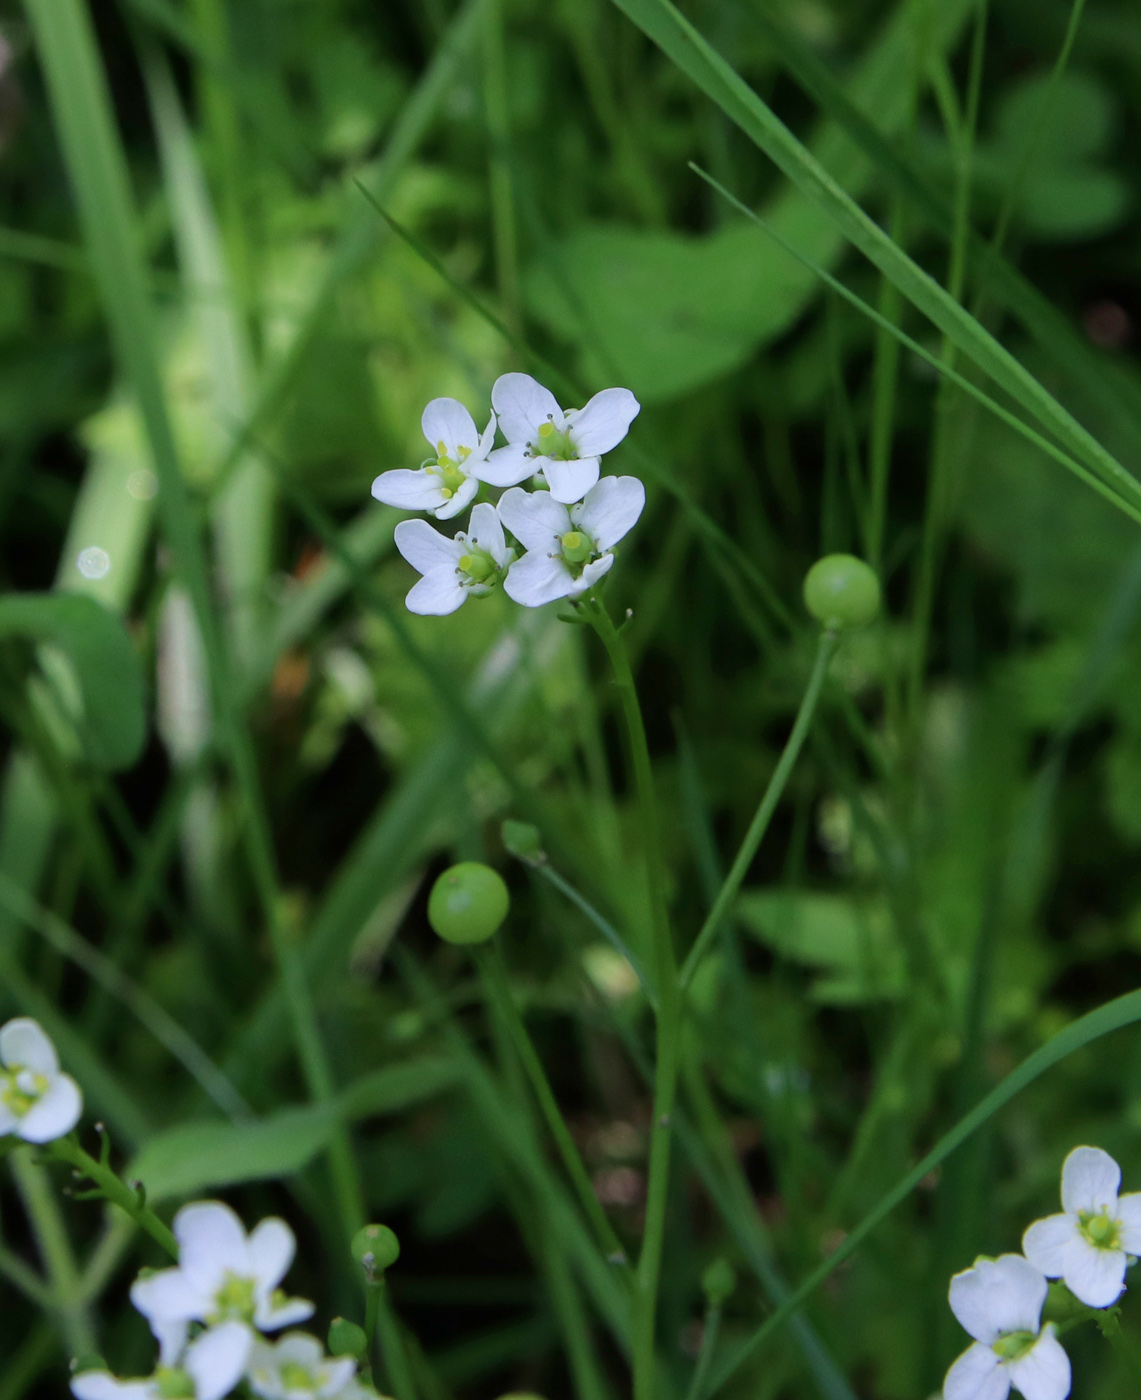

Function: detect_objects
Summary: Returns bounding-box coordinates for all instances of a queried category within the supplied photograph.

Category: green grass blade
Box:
[608,0,1141,516]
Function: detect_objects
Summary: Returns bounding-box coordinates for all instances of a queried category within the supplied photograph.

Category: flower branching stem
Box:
[47,1133,178,1260]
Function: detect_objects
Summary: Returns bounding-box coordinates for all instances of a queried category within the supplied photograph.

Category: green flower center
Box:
[432,441,472,500]
[210,1271,257,1324]
[155,1367,196,1399]
[458,546,498,583]
[1079,1208,1121,1249]
[992,1330,1038,1362]
[279,1362,319,1391]
[560,530,593,565]
[536,419,576,460]
[1,1066,48,1118]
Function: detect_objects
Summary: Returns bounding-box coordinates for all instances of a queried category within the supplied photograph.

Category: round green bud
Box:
[328,1317,368,1358]
[803,554,881,630]
[428,862,510,945]
[351,1223,400,1273]
[701,1258,737,1305]
[501,819,545,865]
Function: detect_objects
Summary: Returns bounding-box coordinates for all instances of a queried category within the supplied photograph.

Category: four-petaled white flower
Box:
[131,1201,314,1338]
[1023,1145,1141,1309]
[393,502,513,616]
[944,1254,1070,1400]
[248,1332,363,1400]
[70,1320,252,1400]
[487,373,640,505]
[0,1017,82,1143]
[498,475,646,608]
[371,398,497,521]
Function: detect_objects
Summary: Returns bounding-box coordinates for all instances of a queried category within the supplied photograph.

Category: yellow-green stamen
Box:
[1079,1208,1121,1249]
[992,1331,1037,1362]
[561,530,592,564]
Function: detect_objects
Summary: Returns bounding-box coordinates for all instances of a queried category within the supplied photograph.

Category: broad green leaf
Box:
[0,593,146,771]
[994,70,1115,164]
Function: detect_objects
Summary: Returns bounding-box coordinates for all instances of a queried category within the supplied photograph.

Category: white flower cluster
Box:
[0,1017,83,1143]
[74,1202,378,1400]
[371,373,645,613]
[945,1146,1141,1400]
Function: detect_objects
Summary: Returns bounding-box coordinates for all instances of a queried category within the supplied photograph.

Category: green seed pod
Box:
[501,819,545,866]
[701,1258,737,1305]
[351,1222,401,1273]
[428,862,510,945]
[328,1317,368,1358]
[803,554,881,630]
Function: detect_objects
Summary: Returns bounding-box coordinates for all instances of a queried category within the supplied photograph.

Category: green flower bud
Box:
[351,1223,401,1274]
[701,1258,736,1305]
[502,820,545,866]
[803,554,881,630]
[329,1317,369,1358]
[428,862,510,945]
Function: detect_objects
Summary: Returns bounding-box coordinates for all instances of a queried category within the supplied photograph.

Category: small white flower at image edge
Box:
[394,502,514,616]
[486,372,640,505]
[371,397,496,521]
[1023,1145,1141,1309]
[498,474,645,608]
[943,1254,1070,1400]
[247,1331,359,1400]
[0,1016,83,1143]
[70,1319,252,1400]
[130,1200,314,1336]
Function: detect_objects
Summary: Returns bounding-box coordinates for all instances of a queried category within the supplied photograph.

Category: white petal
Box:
[254,1295,315,1330]
[18,1073,82,1142]
[476,441,533,488]
[371,469,447,512]
[152,1317,189,1367]
[492,372,563,443]
[1006,1327,1071,1400]
[950,1256,1046,1342]
[573,475,646,552]
[1023,1215,1080,1277]
[185,1320,252,1400]
[497,487,569,552]
[71,1375,155,1400]
[130,1268,210,1324]
[405,570,467,616]
[0,1018,59,1075]
[273,1333,324,1368]
[943,1342,1010,1400]
[565,387,640,457]
[1062,1237,1126,1308]
[175,1202,248,1292]
[467,503,507,565]
[477,412,497,461]
[432,475,479,521]
[1061,1146,1120,1214]
[503,551,573,608]
[394,519,463,577]
[421,398,478,459]
[319,1359,358,1396]
[567,552,615,598]
[247,1218,295,1293]
[543,455,599,505]
[1116,1192,1141,1252]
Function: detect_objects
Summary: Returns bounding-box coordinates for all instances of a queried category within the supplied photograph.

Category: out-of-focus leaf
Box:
[0,593,146,771]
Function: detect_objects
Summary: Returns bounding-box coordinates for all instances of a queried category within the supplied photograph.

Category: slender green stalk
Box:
[535,861,656,1006]
[0,1238,52,1308]
[584,596,679,1400]
[365,1278,416,1400]
[681,630,838,989]
[685,1304,722,1400]
[475,943,630,1265]
[482,0,521,324]
[10,1147,95,1355]
[48,1135,178,1259]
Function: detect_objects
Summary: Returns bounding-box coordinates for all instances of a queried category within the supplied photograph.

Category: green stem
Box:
[685,1305,722,1400]
[47,1135,178,1259]
[10,1146,95,1355]
[366,1277,417,1400]
[536,861,656,1005]
[584,596,679,1400]
[476,943,630,1265]
[680,630,839,989]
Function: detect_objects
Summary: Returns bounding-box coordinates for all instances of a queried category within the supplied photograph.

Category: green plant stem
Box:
[535,861,656,1005]
[366,1274,417,1400]
[584,596,679,1400]
[680,630,838,990]
[685,1304,722,1400]
[475,942,630,1266]
[10,1147,95,1356]
[47,1135,178,1259]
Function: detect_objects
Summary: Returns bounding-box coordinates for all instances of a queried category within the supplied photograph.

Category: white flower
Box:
[498,476,645,608]
[130,1201,314,1336]
[393,502,513,615]
[71,1320,252,1400]
[247,1332,361,1399]
[371,398,496,521]
[944,1255,1070,1400]
[486,373,640,505]
[1023,1145,1141,1309]
[0,1017,82,1143]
